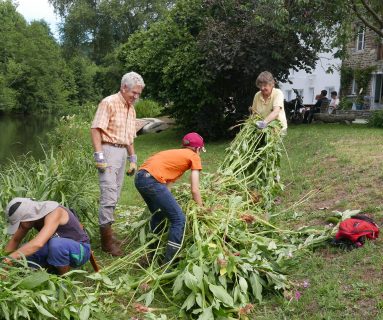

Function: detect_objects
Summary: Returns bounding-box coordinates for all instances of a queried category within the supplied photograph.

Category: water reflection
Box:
[0,114,57,166]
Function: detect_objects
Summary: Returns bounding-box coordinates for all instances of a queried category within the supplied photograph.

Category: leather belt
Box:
[102,142,127,148]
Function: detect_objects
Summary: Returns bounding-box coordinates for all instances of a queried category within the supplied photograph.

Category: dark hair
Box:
[321,90,327,96]
[331,91,337,96]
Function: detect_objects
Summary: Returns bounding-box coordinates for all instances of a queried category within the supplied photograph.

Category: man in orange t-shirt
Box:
[135,132,204,264]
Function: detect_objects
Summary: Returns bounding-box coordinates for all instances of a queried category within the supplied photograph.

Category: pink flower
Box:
[133,303,151,313]
[217,258,227,267]
[139,282,150,293]
[295,291,301,300]
[239,304,254,315]
[303,280,310,288]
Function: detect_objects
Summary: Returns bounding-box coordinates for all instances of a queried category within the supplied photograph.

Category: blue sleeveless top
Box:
[52,207,90,244]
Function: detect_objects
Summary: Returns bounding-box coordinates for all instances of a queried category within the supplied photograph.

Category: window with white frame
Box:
[325,87,335,99]
[286,90,292,101]
[295,89,304,99]
[356,26,365,51]
[309,87,314,103]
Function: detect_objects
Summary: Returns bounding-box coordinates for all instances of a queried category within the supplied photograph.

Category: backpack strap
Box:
[351,214,378,226]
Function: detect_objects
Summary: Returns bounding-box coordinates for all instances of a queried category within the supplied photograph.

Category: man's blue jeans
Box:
[135,170,186,257]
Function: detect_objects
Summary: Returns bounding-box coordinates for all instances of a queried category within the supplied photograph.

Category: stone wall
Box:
[343,28,383,70]
[342,28,383,106]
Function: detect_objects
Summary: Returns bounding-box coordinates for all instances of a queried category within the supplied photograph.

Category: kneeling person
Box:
[135,132,204,264]
[3,198,91,275]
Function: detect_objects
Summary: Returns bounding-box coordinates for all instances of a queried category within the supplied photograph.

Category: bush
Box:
[134,99,163,118]
[367,110,383,128]
[338,98,353,110]
[58,103,97,122]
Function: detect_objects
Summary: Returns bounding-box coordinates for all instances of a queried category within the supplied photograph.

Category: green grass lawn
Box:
[102,123,383,319]
[263,123,383,320]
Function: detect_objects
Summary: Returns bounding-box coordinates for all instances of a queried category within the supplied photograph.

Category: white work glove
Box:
[126,154,137,176]
[94,152,107,173]
[256,120,268,129]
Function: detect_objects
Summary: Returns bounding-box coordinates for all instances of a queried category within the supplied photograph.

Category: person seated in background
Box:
[3,198,91,275]
[328,91,340,114]
[134,133,204,265]
[303,89,329,123]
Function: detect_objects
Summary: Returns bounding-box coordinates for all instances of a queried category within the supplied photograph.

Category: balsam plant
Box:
[0,115,333,319]
[0,259,104,320]
[96,117,332,319]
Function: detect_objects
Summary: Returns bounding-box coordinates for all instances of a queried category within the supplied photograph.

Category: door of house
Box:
[373,74,383,109]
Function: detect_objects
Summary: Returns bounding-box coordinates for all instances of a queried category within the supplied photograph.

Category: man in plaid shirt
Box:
[91,72,145,256]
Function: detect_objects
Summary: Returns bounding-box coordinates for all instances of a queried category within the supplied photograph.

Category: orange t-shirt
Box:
[139,149,202,183]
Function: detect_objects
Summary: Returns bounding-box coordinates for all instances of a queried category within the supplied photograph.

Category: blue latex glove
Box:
[94,152,107,173]
[256,120,268,129]
[126,154,137,176]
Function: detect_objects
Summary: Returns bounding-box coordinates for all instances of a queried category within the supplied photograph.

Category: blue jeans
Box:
[28,238,91,268]
[135,170,186,253]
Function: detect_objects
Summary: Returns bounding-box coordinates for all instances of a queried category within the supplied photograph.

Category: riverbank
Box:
[0,114,57,166]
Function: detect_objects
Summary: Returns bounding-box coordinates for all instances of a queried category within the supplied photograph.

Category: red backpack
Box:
[335,214,379,247]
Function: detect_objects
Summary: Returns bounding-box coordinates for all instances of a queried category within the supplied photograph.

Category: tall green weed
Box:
[0,115,99,235]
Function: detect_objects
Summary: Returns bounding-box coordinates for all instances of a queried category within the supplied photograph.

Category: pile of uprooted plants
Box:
[0,116,333,320]
[92,116,332,319]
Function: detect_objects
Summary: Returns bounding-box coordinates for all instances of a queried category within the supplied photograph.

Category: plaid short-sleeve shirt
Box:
[91,92,137,145]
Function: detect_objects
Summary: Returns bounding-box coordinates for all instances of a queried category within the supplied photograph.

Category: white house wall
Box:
[279,52,341,104]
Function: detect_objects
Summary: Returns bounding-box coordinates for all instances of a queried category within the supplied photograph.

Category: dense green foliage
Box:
[49,0,172,63]
[135,99,163,118]
[4,0,380,131]
[0,264,103,319]
[345,0,383,38]
[367,110,383,127]
[0,0,76,113]
[337,98,353,110]
[340,66,354,97]
[340,65,377,105]
[47,0,174,96]
[119,0,350,138]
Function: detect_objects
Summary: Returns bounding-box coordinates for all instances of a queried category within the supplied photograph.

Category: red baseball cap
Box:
[182,132,205,150]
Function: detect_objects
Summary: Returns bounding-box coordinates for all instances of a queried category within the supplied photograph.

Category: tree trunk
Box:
[313,113,356,123]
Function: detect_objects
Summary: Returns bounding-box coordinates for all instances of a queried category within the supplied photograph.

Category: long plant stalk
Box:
[99,116,332,319]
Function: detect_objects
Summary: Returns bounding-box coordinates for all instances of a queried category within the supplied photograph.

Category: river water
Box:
[0,114,57,166]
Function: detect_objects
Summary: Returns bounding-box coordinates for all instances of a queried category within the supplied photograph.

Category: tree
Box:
[0,0,76,113]
[67,54,101,105]
[48,0,174,63]
[0,0,27,111]
[347,0,383,38]
[119,0,348,138]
